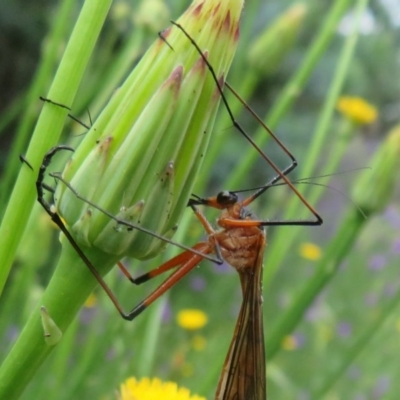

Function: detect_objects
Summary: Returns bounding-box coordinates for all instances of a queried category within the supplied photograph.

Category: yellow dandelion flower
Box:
[299,243,322,261]
[176,309,208,330]
[336,96,378,124]
[191,335,207,351]
[119,377,206,400]
[281,335,298,351]
[84,292,98,308]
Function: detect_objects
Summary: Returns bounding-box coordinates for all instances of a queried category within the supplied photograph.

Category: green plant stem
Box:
[50,317,81,399]
[0,0,112,297]
[0,241,116,399]
[137,298,166,377]
[266,207,365,357]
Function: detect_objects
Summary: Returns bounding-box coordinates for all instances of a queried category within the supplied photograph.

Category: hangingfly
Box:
[189,190,267,400]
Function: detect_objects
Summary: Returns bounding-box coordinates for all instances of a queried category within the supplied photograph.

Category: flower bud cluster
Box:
[55,0,244,259]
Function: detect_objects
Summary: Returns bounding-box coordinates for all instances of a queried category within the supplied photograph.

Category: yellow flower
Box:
[336,96,378,124]
[281,335,298,351]
[119,377,206,400]
[191,335,207,351]
[299,242,322,261]
[176,309,208,330]
[84,292,97,308]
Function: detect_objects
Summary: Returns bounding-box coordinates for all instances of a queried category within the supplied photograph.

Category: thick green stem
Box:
[0,0,112,297]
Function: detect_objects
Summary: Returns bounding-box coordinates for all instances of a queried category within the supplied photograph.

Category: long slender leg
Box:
[122,242,211,320]
[116,242,209,284]
[170,22,297,182]
[36,145,74,216]
[170,22,321,225]
[46,201,211,320]
[19,154,34,170]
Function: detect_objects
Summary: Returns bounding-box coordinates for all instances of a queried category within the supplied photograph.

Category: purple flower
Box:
[364,292,378,306]
[337,321,352,338]
[372,375,390,398]
[368,255,387,271]
[161,300,171,323]
[214,260,233,274]
[384,282,397,298]
[190,275,206,291]
[383,206,400,229]
[293,332,306,348]
[79,306,97,325]
[305,295,325,322]
[392,237,400,255]
[353,394,367,400]
[106,346,117,361]
[5,325,19,343]
[347,365,362,380]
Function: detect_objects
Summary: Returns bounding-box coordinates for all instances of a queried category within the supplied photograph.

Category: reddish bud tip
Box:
[192,1,204,16]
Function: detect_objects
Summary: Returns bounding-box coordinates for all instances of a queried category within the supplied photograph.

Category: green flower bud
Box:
[352,125,400,215]
[55,0,244,260]
[248,3,307,76]
[134,0,171,33]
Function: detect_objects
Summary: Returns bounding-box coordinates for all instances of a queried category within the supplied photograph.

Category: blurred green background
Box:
[0,0,399,399]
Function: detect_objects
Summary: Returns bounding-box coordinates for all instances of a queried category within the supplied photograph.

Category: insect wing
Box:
[216,237,266,400]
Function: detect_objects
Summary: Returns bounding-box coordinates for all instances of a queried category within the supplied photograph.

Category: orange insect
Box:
[190,190,267,400]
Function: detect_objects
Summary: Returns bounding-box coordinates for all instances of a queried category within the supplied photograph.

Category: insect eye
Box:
[216,191,237,205]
